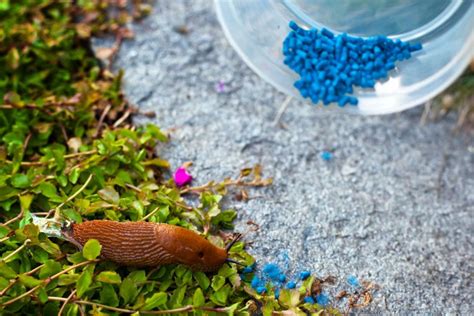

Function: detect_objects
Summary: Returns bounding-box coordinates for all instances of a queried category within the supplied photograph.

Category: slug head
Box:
[158,224,228,272]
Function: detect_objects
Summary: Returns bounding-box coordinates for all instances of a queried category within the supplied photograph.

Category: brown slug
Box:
[67,220,240,272]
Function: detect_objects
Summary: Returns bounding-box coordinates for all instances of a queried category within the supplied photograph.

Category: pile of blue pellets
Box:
[282,21,422,106]
[241,261,362,307]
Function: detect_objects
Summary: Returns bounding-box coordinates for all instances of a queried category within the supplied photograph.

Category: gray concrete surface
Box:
[101,1,473,313]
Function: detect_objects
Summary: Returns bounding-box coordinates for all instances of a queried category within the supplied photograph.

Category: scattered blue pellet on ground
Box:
[256,286,267,294]
[242,263,256,274]
[286,281,296,289]
[320,151,333,161]
[282,21,422,106]
[278,274,286,283]
[275,288,280,299]
[304,296,315,304]
[347,275,360,287]
[263,263,283,282]
[251,276,264,290]
[299,271,311,280]
[316,293,330,306]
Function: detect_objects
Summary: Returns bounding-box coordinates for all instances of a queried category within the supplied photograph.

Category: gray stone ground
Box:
[98,1,473,313]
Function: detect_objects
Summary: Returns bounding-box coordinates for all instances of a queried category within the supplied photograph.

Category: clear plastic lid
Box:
[215,0,474,115]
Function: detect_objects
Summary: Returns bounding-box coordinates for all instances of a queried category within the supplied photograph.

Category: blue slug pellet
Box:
[282,21,422,107]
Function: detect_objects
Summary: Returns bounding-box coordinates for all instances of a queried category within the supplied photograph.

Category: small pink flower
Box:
[173,166,192,187]
[215,80,225,93]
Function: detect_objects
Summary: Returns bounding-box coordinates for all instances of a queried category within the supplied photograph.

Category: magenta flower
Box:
[173,166,193,187]
[215,80,225,93]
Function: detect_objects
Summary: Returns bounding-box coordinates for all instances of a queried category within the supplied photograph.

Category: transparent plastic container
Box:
[215,0,474,115]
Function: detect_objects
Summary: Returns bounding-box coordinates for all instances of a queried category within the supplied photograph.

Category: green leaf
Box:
[38,182,58,199]
[128,270,146,283]
[39,260,62,279]
[19,194,34,211]
[100,283,119,307]
[169,285,187,308]
[140,292,167,310]
[193,288,205,307]
[210,284,231,306]
[119,277,137,304]
[0,261,17,279]
[69,169,80,184]
[194,272,210,290]
[0,0,10,11]
[19,274,42,288]
[0,226,10,239]
[76,266,93,298]
[82,239,101,260]
[37,287,49,304]
[96,271,121,284]
[98,186,120,204]
[211,275,225,291]
[10,174,31,188]
[58,274,79,286]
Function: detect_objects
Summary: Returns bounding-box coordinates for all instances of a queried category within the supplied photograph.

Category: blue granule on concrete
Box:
[256,286,267,294]
[251,275,265,290]
[283,21,422,107]
[316,293,330,306]
[299,270,311,280]
[286,281,296,289]
[304,296,315,304]
[262,263,284,282]
[242,263,256,274]
[320,151,333,161]
[347,275,360,287]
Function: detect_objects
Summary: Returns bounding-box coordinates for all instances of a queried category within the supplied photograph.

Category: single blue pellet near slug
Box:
[286,281,296,289]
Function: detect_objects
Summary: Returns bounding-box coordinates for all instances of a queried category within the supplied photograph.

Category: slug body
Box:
[71,220,228,272]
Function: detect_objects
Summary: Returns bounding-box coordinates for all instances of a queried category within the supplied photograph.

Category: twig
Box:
[47,174,94,218]
[113,109,131,128]
[272,96,292,126]
[48,296,136,314]
[59,124,68,143]
[2,239,30,262]
[125,183,142,192]
[141,306,193,314]
[420,101,432,125]
[0,262,47,296]
[1,210,23,227]
[142,207,160,221]
[180,178,271,194]
[94,104,112,137]
[58,289,77,316]
[0,259,99,307]
[4,149,97,167]
[23,133,32,152]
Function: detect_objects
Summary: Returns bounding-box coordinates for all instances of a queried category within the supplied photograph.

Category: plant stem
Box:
[4,150,97,167]
[0,259,99,307]
[48,296,137,314]
[47,173,94,218]
[2,239,30,262]
[1,210,23,227]
[58,289,77,316]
